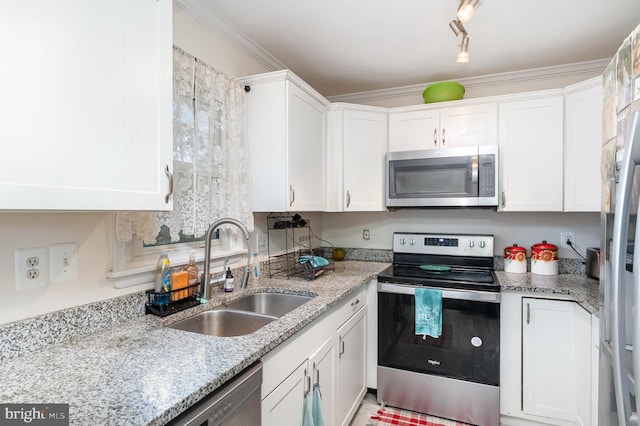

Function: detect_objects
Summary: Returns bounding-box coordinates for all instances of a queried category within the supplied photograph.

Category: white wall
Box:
[320,210,599,260]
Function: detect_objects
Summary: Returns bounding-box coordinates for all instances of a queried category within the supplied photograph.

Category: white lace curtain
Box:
[116,47,254,244]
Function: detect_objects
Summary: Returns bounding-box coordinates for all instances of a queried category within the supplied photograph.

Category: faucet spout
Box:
[201,218,251,301]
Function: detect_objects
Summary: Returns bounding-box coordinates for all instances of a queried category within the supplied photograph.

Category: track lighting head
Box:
[456,36,470,63]
[449,19,467,37]
[456,0,482,22]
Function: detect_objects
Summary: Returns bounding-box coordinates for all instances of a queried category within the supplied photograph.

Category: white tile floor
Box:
[350,392,380,426]
[350,392,468,426]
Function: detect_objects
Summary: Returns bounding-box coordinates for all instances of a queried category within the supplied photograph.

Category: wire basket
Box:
[145,283,200,317]
[267,251,334,280]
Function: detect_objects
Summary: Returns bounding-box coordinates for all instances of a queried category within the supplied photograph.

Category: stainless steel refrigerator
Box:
[600,22,640,425]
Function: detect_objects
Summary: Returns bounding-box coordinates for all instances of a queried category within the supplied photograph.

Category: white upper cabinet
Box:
[388,102,497,152]
[326,104,388,212]
[0,0,173,211]
[498,91,564,211]
[238,70,328,212]
[563,77,603,212]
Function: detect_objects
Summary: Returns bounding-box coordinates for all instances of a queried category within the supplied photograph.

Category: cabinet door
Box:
[336,306,367,426]
[388,109,440,152]
[262,361,307,426]
[287,82,326,211]
[499,96,564,211]
[564,79,602,212]
[0,0,173,211]
[439,103,497,148]
[522,298,576,421]
[343,109,388,211]
[309,334,337,425]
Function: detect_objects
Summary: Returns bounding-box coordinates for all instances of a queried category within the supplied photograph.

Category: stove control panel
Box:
[393,233,494,257]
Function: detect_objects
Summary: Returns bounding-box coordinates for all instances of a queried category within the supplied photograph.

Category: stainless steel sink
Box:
[167,292,314,337]
[225,292,314,317]
[168,309,277,337]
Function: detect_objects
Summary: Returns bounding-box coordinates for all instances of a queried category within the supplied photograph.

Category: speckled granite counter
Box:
[0,261,389,426]
[496,271,600,315]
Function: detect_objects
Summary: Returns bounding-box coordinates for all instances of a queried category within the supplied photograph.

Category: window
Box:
[108,47,254,289]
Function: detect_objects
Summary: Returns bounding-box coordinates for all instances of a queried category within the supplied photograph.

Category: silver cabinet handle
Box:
[442,128,446,146]
[433,128,437,146]
[304,368,311,394]
[346,190,351,208]
[526,303,531,324]
[313,362,320,385]
[289,185,295,207]
[339,337,345,358]
[501,190,506,208]
[350,298,360,307]
[164,165,173,204]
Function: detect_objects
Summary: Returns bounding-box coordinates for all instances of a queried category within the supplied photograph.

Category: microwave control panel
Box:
[478,154,496,197]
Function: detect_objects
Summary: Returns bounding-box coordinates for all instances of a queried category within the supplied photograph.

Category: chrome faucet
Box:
[201,218,251,301]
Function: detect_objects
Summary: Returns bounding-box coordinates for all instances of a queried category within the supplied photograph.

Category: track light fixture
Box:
[456,36,470,63]
[449,0,482,62]
[456,0,482,22]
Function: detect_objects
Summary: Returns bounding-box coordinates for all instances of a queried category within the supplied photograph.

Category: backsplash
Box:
[316,247,585,274]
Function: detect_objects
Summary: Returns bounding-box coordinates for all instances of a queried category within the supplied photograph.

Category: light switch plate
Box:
[50,243,78,282]
[15,248,49,290]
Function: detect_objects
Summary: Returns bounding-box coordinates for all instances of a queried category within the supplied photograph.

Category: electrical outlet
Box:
[15,248,49,290]
[363,229,371,240]
[561,232,576,249]
[50,243,78,282]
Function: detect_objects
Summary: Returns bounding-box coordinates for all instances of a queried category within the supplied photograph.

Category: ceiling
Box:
[179,0,640,98]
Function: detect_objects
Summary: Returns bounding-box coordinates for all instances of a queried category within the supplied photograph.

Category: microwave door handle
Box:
[471,155,479,196]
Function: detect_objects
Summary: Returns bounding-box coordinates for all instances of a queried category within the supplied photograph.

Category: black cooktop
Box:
[377,264,499,292]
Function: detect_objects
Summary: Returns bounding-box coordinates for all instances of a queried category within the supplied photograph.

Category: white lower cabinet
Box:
[309,334,337,425]
[501,293,595,425]
[261,288,367,426]
[336,307,367,426]
[262,361,307,426]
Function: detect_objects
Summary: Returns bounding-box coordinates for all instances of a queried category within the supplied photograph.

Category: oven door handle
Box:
[377,282,500,303]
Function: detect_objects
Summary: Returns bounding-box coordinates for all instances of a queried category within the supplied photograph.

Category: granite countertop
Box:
[0,261,388,426]
[0,260,600,426]
[496,271,600,315]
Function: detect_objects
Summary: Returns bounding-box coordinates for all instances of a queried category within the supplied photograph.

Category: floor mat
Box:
[371,407,470,426]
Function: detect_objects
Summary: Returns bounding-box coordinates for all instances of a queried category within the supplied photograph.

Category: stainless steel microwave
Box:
[386,145,499,208]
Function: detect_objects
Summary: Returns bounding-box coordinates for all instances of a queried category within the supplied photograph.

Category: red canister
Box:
[504,244,527,273]
[531,240,558,275]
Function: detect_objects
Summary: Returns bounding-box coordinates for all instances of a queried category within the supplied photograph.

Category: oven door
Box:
[378,282,500,386]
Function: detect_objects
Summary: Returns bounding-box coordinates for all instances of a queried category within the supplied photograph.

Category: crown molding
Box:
[176,0,286,71]
[176,0,608,104]
[328,59,610,103]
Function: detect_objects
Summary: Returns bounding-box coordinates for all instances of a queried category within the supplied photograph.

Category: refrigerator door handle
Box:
[613,109,640,426]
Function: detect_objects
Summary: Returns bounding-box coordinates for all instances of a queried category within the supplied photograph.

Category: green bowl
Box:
[422,82,465,104]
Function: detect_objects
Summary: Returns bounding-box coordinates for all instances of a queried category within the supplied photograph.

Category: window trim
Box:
[107,214,247,289]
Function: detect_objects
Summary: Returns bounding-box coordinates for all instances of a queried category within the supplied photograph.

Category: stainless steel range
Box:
[377,232,500,426]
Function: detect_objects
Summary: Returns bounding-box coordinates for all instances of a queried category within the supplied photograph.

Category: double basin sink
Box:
[168,292,314,337]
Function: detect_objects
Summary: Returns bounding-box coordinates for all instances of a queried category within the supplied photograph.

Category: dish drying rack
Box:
[267,213,334,280]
